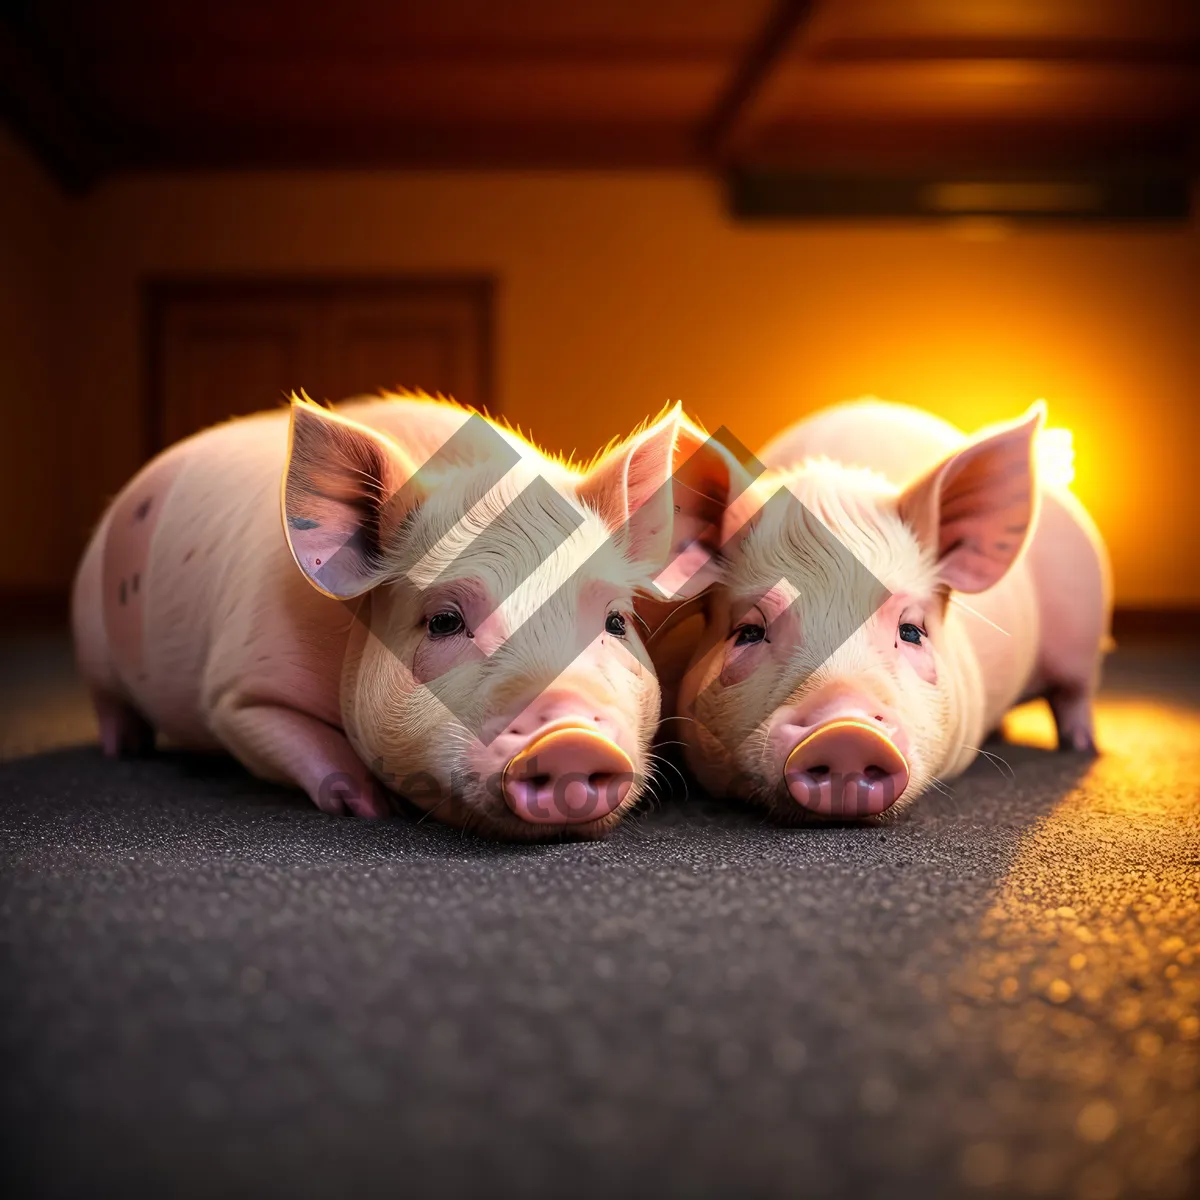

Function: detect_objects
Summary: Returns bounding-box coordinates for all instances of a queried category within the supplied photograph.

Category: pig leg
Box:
[1023,490,1111,756]
[209,699,392,819]
[1048,684,1097,754]
[94,690,156,757]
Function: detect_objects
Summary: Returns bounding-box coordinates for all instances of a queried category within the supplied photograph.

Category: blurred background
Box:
[1,0,1197,623]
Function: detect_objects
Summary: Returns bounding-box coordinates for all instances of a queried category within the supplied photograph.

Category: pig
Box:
[72,393,687,840]
[668,399,1112,820]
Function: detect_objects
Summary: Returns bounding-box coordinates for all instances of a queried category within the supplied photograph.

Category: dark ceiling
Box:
[2,0,1198,192]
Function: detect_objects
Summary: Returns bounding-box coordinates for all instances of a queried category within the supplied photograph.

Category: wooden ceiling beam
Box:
[697,0,816,162]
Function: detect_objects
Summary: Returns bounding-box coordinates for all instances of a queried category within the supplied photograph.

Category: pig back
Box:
[759,399,966,483]
[337,394,530,478]
[78,409,351,747]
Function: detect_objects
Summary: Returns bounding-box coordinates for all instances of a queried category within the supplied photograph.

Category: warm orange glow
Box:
[1,140,1193,604]
[1003,693,1198,759]
[956,693,1200,1194]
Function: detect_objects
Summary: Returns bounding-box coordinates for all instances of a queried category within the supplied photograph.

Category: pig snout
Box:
[773,690,910,817]
[482,690,637,825]
[503,727,634,824]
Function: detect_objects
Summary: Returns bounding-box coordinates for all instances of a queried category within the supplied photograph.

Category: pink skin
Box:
[755,400,1110,756]
[210,701,394,819]
[499,724,635,824]
[405,575,647,828]
[73,395,676,840]
[100,453,187,691]
[736,599,922,817]
[783,720,910,817]
[669,400,1111,822]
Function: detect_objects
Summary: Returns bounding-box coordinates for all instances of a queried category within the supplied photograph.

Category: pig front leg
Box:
[1048,684,1098,755]
[93,690,156,757]
[209,698,393,818]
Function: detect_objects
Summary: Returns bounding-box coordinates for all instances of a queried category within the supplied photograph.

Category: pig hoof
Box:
[312,771,392,819]
[354,787,394,820]
[1048,688,1097,756]
[1059,730,1098,755]
[95,694,155,757]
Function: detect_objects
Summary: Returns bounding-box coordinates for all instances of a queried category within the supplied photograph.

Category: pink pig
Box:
[72,394,685,839]
[670,399,1112,820]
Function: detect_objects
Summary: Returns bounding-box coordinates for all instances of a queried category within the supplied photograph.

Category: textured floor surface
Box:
[1,636,1197,1200]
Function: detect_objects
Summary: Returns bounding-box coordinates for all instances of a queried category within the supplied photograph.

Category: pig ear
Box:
[282,398,425,599]
[649,417,758,600]
[897,402,1045,594]
[576,405,682,570]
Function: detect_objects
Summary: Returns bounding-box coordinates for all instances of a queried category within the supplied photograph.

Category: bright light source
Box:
[1038,422,1076,489]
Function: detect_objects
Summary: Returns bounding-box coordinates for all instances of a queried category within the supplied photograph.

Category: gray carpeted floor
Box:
[1,636,1198,1200]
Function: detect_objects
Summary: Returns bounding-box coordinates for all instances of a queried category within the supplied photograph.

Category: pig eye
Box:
[899,622,926,645]
[427,610,466,639]
[604,611,627,638]
[733,622,767,647]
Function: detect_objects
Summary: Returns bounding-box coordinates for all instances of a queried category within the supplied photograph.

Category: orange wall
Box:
[4,127,1198,605]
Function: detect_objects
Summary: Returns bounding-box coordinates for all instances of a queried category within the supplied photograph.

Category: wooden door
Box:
[146,278,493,451]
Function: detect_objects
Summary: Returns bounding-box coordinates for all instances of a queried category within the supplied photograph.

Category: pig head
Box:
[282,399,685,840]
[671,405,1047,821]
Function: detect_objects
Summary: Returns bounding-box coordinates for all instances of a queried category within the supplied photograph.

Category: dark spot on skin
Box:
[133,498,152,521]
[257,655,271,663]
[1005,524,1027,534]
[994,542,1011,552]
[118,579,127,606]
[132,573,140,593]
[183,549,195,563]
[288,515,320,531]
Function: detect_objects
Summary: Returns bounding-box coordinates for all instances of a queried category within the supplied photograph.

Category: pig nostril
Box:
[864,765,888,782]
[808,764,830,777]
[529,773,552,788]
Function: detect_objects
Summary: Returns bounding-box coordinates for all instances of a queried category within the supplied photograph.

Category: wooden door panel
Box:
[336,323,462,401]
[147,279,493,453]
[159,316,312,446]
[326,287,490,405]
